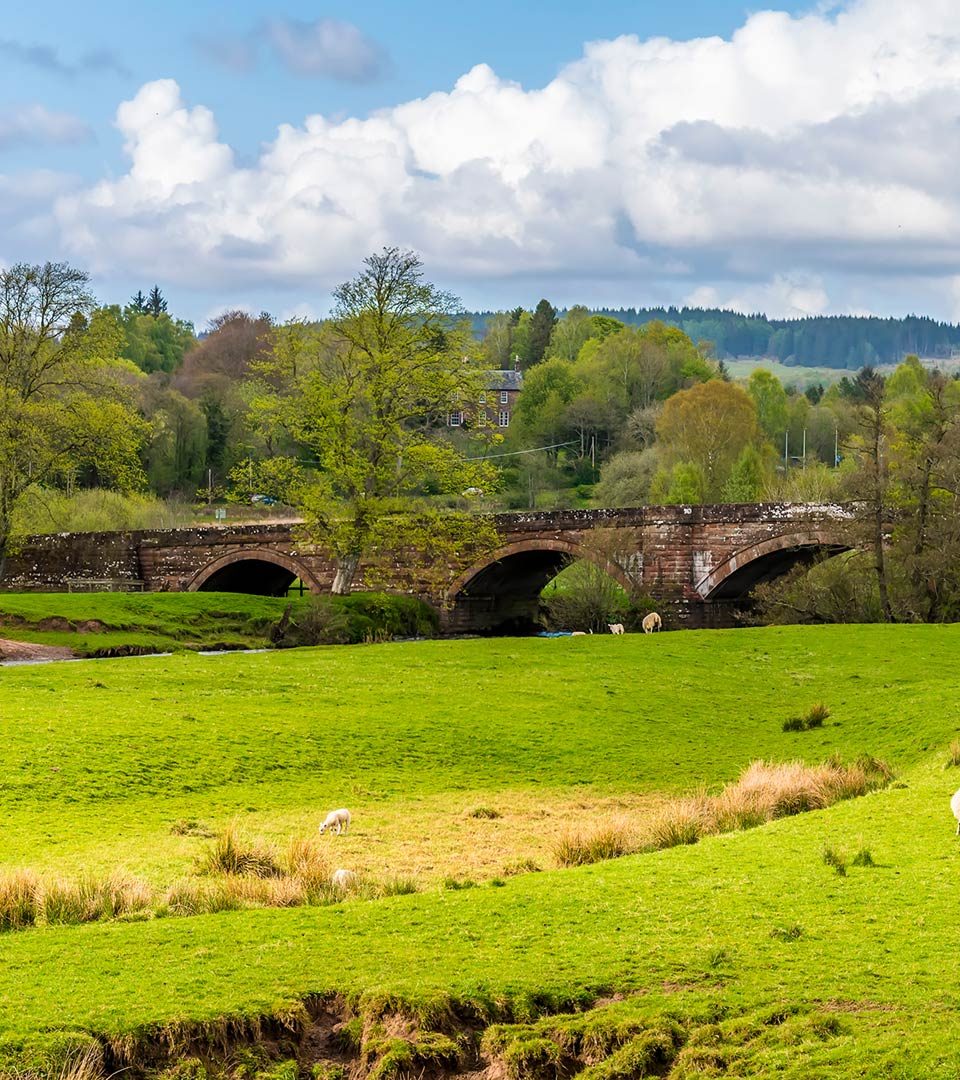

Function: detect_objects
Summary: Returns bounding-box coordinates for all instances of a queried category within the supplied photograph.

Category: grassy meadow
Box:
[0,623,959,1076]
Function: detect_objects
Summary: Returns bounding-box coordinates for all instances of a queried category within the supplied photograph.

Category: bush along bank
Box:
[271,593,439,647]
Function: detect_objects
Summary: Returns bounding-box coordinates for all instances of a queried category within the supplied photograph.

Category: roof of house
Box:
[484,369,524,392]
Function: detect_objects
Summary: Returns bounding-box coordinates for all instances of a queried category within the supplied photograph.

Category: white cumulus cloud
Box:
[52,0,960,316]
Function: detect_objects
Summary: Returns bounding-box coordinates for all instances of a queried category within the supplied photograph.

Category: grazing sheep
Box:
[319,808,351,835]
[608,623,625,635]
[642,612,663,634]
[571,631,588,636]
[952,788,960,834]
[331,868,357,891]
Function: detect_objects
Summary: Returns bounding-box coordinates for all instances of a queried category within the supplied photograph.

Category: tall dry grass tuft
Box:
[195,825,282,878]
[0,871,38,931]
[42,874,153,925]
[551,756,893,866]
[162,879,241,916]
[283,836,331,897]
[553,820,633,867]
[947,739,960,768]
[640,796,709,851]
[55,1042,105,1080]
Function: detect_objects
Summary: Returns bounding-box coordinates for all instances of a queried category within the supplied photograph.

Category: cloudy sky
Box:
[3,0,960,326]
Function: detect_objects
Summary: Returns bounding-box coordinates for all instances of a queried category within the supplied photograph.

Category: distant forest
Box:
[467,307,960,369]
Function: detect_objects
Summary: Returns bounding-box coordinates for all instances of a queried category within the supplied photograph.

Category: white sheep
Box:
[642,612,662,634]
[952,788,960,835]
[319,808,351,835]
[608,623,625,635]
[331,868,358,891]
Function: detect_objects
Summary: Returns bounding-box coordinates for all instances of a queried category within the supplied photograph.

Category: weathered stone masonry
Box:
[0,503,849,632]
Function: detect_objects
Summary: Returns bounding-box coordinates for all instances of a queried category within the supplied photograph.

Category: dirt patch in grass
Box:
[0,637,73,662]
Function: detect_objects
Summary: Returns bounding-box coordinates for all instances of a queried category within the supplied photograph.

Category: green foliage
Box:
[196,826,282,878]
[528,299,558,366]
[720,444,768,502]
[10,486,195,537]
[0,264,149,564]
[782,703,830,732]
[117,308,195,374]
[655,460,707,505]
[655,380,759,500]
[247,249,497,593]
[747,368,789,442]
[275,592,439,648]
[540,558,630,633]
[821,844,847,876]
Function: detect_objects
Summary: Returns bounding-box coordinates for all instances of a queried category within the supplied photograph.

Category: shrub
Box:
[782,716,805,732]
[196,826,281,878]
[0,872,38,931]
[278,593,438,647]
[851,846,875,867]
[822,845,847,876]
[554,822,633,867]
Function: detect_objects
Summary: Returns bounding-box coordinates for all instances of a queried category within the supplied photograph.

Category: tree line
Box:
[468,305,960,368]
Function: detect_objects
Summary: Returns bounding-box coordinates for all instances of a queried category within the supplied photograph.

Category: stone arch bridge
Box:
[1,503,850,632]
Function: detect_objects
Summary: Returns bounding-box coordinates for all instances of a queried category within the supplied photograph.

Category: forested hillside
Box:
[469,307,960,368]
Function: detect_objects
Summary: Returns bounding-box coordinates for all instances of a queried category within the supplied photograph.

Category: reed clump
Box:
[552,756,892,866]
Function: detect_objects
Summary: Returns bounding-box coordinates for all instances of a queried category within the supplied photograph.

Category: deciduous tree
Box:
[0,262,146,571]
[247,248,498,593]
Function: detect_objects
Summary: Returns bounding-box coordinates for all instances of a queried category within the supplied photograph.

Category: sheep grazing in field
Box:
[952,788,960,835]
[571,631,588,636]
[331,868,357,891]
[642,612,663,634]
[319,808,351,835]
[608,623,625,635]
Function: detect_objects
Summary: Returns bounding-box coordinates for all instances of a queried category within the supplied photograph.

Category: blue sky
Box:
[3,1,960,326]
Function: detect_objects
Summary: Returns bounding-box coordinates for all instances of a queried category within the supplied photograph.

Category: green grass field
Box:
[0,592,296,654]
[1,624,959,1077]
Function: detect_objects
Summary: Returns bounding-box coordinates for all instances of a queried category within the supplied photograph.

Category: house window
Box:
[498,410,510,427]
[478,393,486,405]
[449,411,464,427]
[500,390,509,404]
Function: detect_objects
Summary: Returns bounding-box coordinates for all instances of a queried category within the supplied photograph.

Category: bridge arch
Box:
[696,531,851,602]
[445,539,634,634]
[187,548,320,597]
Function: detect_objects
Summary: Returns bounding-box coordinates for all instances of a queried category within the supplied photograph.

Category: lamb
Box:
[952,788,960,835]
[319,808,351,835]
[642,612,663,634]
[608,623,625,635]
[331,868,358,891]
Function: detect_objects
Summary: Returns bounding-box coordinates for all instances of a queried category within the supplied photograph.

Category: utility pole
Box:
[802,428,806,470]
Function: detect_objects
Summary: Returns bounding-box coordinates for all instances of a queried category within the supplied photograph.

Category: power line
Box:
[466,440,580,461]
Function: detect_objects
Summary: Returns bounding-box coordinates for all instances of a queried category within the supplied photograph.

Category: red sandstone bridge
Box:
[1,503,850,632]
